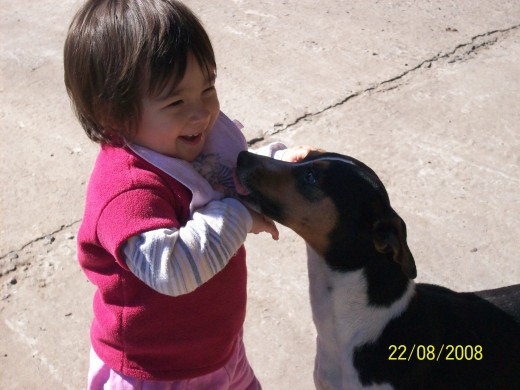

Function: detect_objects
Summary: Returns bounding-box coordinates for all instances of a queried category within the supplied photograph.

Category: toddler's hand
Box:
[280,145,322,162]
[248,208,279,240]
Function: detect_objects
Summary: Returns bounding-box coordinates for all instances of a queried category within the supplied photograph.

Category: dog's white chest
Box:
[307,246,414,389]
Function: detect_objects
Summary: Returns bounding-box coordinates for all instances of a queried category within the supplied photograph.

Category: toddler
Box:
[64,0,313,389]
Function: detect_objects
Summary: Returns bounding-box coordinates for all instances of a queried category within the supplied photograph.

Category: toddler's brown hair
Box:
[64,0,216,144]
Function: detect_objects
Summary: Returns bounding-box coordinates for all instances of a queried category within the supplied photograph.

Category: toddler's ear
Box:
[102,126,126,143]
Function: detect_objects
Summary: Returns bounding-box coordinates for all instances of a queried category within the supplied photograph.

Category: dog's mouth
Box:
[232,168,251,196]
[233,163,283,218]
[232,167,263,213]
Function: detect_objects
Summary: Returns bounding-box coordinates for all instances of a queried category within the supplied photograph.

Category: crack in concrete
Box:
[0,219,82,261]
[248,24,520,146]
[4,25,519,259]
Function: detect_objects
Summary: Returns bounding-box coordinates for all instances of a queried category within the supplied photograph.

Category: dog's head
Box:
[235,151,416,279]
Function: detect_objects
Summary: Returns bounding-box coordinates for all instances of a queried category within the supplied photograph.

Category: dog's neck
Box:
[307,246,415,389]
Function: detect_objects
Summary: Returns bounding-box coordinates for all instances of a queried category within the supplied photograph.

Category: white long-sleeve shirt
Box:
[124,198,252,296]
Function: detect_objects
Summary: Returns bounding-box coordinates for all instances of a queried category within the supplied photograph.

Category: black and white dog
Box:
[235,151,520,390]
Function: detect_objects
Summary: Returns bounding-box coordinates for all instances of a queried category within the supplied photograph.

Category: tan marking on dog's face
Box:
[289,195,338,256]
[253,167,339,256]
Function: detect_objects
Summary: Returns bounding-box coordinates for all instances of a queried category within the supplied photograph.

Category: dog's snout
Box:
[237,151,290,179]
[237,151,259,170]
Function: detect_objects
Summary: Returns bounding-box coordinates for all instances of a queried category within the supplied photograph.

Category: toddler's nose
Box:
[188,105,210,125]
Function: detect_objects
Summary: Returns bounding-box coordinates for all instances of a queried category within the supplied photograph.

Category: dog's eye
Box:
[304,169,317,185]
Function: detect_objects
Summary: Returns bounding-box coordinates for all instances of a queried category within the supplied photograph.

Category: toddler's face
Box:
[132,54,220,161]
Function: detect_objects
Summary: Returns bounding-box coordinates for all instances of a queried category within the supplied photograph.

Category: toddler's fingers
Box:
[282,145,321,162]
[267,218,279,241]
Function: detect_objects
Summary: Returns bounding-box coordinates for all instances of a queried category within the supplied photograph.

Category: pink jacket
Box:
[77,143,247,380]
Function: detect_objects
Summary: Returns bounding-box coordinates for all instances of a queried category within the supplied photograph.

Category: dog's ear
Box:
[372,215,417,279]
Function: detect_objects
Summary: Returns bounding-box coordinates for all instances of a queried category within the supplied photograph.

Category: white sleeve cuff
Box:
[250,142,287,159]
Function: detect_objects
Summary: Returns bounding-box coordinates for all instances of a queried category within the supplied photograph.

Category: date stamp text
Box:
[388,344,483,361]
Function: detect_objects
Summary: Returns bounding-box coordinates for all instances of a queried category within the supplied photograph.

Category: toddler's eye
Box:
[168,100,183,107]
[203,86,216,94]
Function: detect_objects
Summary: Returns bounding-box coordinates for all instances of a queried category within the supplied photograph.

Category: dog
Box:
[235,150,520,390]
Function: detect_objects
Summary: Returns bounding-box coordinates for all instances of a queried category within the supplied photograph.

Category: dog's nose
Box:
[237,151,262,169]
[237,151,292,175]
[237,150,252,166]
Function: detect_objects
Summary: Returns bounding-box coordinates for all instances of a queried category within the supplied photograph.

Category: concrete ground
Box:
[1,1,519,388]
